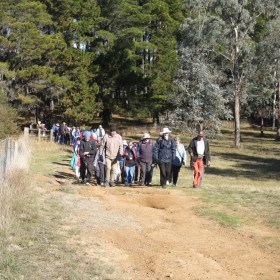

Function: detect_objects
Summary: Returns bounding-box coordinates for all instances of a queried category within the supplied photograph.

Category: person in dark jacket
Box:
[153,127,176,188]
[138,133,154,186]
[79,131,97,185]
[187,131,211,188]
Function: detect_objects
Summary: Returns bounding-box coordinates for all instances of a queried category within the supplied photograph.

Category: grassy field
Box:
[169,128,280,250]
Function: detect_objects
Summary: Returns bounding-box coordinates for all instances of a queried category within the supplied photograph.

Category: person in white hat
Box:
[96,124,105,143]
[138,133,154,186]
[153,127,176,188]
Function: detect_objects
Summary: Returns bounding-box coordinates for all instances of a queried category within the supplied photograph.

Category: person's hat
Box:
[56,123,59,126]
[160,127,172,134]
[84,131,91,138]
[142,133,151,139]
[110,125,117,132]
[123,140,128,146]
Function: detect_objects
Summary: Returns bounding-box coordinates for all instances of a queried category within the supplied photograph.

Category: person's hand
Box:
[207,161,211,167]
[99,155,103,162]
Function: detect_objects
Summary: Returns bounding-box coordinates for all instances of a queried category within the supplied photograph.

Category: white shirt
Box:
[196,139,205,157]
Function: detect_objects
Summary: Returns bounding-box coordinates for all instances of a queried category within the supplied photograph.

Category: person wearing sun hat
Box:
[153,127,176,188]
[138,132,154,186]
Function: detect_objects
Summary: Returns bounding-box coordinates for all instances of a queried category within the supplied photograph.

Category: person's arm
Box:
[182,144,187,165]
[153,140,159,163]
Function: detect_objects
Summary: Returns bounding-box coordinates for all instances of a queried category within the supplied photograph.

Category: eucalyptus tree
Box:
[253,5,280,140]
[175,0,269,146]
[170,0,231,136]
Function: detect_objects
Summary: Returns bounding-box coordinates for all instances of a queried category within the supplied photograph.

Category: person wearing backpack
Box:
[153,127,176,188]
[79,131,97,185]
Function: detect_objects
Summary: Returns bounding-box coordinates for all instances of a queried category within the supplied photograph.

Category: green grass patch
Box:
[193,205,241,227]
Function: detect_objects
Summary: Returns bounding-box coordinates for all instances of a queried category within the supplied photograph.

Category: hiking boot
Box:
[109,181,115,187]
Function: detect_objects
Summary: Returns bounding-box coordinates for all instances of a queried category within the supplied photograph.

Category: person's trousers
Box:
[105,157,118,183]
[139,161,152,184]
[98,163,106,184]
[80,158,94,182]
[158,161,172,186]
[171,164,181,185]
[192,158,204,187]
[124,165,135,186]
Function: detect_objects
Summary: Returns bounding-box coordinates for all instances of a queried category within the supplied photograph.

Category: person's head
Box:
[84,131,91,141]
[160,127,172,140]
[197,131,204,140]
[142,133,151,142]
[123,140,128,146]
[128,141,134,149]
[99,125,102,129]
[174,136,180,145]
[110,125,117,136]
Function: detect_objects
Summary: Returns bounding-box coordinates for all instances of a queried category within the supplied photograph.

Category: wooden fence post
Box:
[50,129,53,142]
[24,127,29,138]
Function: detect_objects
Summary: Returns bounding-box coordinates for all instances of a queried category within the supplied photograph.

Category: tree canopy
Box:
[0,0,280,143]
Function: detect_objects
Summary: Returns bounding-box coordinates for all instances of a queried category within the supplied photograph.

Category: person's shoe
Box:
[104,181,110,187]
[86,182,90,186]
[166,180,170,186]
[109,181,115,187]
[100,182,105,187]
[193,184,198,188]
[172,184,176,187]
[81,180,85,184]
[162,185,166,189]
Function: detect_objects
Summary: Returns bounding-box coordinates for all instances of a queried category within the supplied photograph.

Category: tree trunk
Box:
[260,117,264,137]
[234,89,241,148]
[101,108,112,127]
[276,79,280,140]
[153,111,159,127]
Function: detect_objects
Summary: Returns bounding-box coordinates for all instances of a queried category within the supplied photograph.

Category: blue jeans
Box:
[124,165,135,186]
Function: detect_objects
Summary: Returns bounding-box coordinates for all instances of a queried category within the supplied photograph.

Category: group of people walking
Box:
[70,125,211,188]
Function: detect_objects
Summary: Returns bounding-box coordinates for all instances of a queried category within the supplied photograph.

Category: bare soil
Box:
[35,164,280,280]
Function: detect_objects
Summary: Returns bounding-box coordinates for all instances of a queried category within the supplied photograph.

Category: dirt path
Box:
[37,165,280,280]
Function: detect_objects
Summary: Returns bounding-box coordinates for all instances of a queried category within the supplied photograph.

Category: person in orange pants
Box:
[187,131,211,188]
